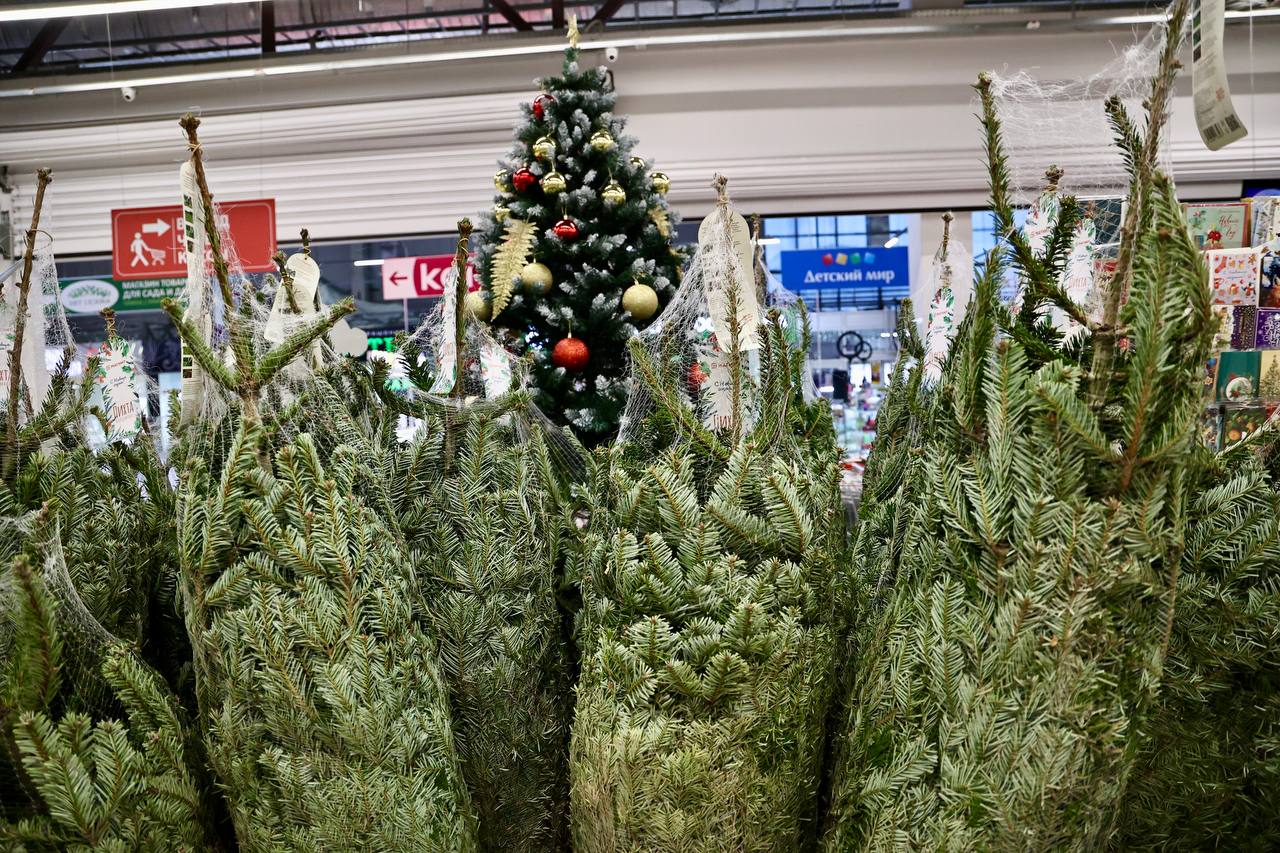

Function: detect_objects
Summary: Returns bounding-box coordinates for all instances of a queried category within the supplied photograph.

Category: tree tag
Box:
[96,336,142,441]
[699,210,759,351]
[480,340,512,398]
[429,268,460,395]
[1193,0,1247,151]
[264,253,321,345]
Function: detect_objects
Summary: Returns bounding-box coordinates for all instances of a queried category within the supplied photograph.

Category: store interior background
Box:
[2,0,1277,454]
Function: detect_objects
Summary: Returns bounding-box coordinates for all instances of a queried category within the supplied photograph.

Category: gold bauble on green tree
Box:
[533,136,557,161]
[521,262,554,295]
[622,282,659,320]
[589,130,616,151]
[602,180,626,206]
[541,170,567,194]
[464,290,491,322]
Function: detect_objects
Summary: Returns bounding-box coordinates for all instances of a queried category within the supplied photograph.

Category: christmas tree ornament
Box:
[493,169,510,190]
[512,166,537,193]
[553,218,580,241]
[521,261,554,295]
[650,171,671,194]
[465,290,492,322]
[589,130,616,151]
[622,281,659,320]
[602,180,626,205]
[489,218,538,317]
[532,136,557,161]
[493,204,510,223]
[629,155,646,170]
[541,170,567,194]
[649,207,672,238]
[532,92,556,120]
[552,335,589,371]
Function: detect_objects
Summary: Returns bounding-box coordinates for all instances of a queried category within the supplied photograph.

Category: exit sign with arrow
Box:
[381,255,478,300]
[111,199,276,280]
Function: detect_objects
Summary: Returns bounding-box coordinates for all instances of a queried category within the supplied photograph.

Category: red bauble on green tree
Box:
[475,23,683,445]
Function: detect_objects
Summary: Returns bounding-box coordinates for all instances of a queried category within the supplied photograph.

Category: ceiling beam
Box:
[592,0,627,26]
[489,0,534,31]
[261,1,276,54]
[12,18,69,73]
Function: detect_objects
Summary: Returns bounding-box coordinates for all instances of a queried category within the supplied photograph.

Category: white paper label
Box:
[428,268,460,395]
[1192,0,1247,151]
[264,254,321,344]
[699,210,760,351]
[480,340,512,398]
[96,337,142,441]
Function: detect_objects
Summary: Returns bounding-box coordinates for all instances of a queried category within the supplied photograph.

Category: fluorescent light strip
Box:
[0,0,263,23]
[2,7,1276,97]
[353,258,385,267]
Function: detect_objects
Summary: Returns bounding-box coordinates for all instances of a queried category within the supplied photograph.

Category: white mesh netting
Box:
[919,214,974,384]
[619,177,816,447]
[985,17,1176,255]
[399,258,587,480]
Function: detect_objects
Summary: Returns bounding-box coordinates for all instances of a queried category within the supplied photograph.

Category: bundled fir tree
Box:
[824,7,1220,847]
[1114,435,1280,848]
[369,225,574,851]
[164,117,477,851]
[568,185,846,851]
[475,17,682,444]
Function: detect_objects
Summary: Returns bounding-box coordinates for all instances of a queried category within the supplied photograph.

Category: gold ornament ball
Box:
[622,282,659,321]
[629,155,646,169]
[650,171,671,194]
[589,130,616,151]
[493,204,510,223]
[602,180,626,205]
[493,169,509,190]
[532,135,557,161]
[541,170,567,194]
[464,291,491,322]
[521,262,554,295]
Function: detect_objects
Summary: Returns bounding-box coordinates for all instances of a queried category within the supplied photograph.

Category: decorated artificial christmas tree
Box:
[475,17,682,445]
[824,7,1219,846]
[568,185,846,850]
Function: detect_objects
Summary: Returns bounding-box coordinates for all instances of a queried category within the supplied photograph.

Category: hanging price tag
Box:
[1192,0,1248,151]
[480,340,512,398]
[96,337,142,441]
[264,253,321,345]
[429,267,460,396]
[699,210,760,351]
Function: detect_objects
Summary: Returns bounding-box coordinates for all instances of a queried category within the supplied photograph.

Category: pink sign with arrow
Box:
[381,255,477,300]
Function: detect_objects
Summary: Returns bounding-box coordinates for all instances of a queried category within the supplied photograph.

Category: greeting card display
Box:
[1216,350,1261,401]
[1185,202,1251,249]
[1231,305,1258,349]
[1262,350,1280,397]
[1256,309,1280,349]
[1206,247,1261,306]
[1224,405,1268,445]
[1249,196,1280,247]
[1263,245,1280,308]
[1198,406,1222,450]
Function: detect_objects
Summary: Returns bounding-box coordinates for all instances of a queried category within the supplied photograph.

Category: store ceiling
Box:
[0,0,1216,77]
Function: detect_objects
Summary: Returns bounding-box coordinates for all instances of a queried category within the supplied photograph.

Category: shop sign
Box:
[780,246,909,290]
[381,255,478,300]
[111,199,276,280]
[59,276,185,314]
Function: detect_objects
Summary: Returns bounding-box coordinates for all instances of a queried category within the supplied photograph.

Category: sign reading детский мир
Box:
[780,246,909,292]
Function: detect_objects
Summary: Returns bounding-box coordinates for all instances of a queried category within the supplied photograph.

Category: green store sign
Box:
[59,276,185,314]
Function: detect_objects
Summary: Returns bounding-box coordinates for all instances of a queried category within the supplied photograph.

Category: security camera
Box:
[605,46,619,63]
[120,86,137,102]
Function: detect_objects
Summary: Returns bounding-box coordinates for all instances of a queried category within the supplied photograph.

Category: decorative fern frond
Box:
[489,219,537,318]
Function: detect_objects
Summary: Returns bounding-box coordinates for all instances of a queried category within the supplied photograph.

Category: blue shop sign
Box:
[780,246,909,291]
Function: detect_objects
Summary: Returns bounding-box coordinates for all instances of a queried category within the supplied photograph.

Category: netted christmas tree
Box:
[823,5,1221,847]
[568,181,846,851]
[1114,432,1280,849]
[164,118,477,851]
[475,17,682,445]
[364,224,576,851]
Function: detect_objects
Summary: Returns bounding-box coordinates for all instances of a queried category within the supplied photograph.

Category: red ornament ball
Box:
[512,167,537,193]
[553,218,580,240]
[533,93,556,120]
[552,336,589,371]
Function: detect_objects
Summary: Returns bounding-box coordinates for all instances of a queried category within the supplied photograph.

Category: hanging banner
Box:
[59,276,185,314]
